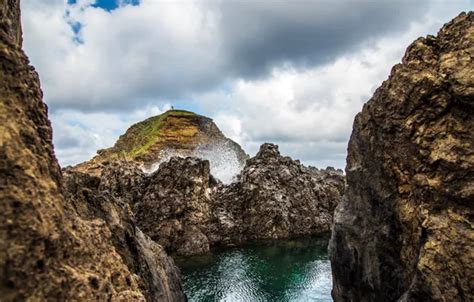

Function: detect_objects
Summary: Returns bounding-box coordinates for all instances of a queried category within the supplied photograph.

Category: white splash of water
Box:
[195,143,245,184]
[141,144,245,184]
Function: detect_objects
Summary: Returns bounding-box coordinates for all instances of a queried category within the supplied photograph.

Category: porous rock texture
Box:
[135,143,345,256]
[62,169,185,301]
[135,157,216,256]
[0,1,185,300]
[237,143,344,240]
[330,12,474,302]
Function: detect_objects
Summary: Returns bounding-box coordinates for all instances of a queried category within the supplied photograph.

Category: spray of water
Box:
[141,143,245,184]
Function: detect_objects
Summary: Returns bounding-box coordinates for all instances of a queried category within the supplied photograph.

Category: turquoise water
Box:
[175,236,332,302]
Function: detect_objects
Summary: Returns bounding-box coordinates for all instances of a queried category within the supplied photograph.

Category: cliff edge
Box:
[330,12,473,302]
[0,1,185,300]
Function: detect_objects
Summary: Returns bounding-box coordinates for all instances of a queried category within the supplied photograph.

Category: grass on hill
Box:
[125,109,197,158]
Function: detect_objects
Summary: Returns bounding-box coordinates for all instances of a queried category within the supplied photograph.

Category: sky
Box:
[21,0,473,169]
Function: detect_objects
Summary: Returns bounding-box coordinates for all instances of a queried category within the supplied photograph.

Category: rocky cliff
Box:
[0,1,185,300]
[73,109,248,181]
[61,168,185,301]
[330,12,473,302]
[132,143,345,256]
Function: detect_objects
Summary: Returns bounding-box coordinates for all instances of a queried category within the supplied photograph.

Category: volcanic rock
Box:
[329,12,474,302]
[0,1,185,300]
[238,143,344,240]
[135,157,217,256]
[135,143,345,255]
[62,169,185,301]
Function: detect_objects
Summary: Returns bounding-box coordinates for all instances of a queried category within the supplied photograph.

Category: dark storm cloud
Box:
[23,0,437,112]
[216,0,429,77]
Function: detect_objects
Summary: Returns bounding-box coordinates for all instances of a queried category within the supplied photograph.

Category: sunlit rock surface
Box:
[0,1,185,300]
[330,12,474,302]
[62,169,186,301]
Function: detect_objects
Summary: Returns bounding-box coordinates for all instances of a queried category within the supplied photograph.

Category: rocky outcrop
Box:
[211,144,344,245]
[0,1,185,300]
[237,144,344,240]
[73,110,248,180]
[330,12,473,302]
[135,143,344,255]
[62,169,185,301]
[135,157,217,256]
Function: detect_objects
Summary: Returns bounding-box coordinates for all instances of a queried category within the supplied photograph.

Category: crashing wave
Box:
[141,143,245,184]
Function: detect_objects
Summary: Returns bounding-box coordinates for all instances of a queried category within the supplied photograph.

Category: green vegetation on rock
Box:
[122,110,197,158]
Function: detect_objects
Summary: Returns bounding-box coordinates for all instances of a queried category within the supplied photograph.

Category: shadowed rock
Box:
[329,12,473,302]
[135,157,216,256]
[133,143,344,255]
[62,169,186,301]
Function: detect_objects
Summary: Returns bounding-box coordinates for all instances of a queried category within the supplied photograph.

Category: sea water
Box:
[175,235,332,302]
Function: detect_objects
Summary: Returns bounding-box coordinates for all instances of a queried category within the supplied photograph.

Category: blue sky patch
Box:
[64,9,84,44]
[92,0,140,12]
[68,0,140,12]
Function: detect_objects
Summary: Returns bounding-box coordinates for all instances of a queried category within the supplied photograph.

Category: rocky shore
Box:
[0,1,184,300]
[0,3,344,298]
[137,143,344,255]
[65,143,344,256]
[1,0,472,301]
[330,12,474,302]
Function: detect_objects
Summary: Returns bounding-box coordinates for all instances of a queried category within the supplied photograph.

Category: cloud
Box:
[21,0,473,169]
[23,0,222,110]
[51,104,170,166]
[22,0,468,111]
[200,9,473,168]
[214,0,428,77]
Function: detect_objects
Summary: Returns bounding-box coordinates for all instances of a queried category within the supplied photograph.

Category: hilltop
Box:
[72,109,248,180]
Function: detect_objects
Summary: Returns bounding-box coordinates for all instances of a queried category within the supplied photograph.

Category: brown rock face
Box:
[329,12,474,302]
[0,1,185,300]
[62,169,186,301]
[134,143,345,256]
[238,144,344,240]
[135,157,216,256]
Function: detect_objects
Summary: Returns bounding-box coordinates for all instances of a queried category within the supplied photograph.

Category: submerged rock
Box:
[135,143,345,255]
[0,1,185,300]
[330,12,474,302]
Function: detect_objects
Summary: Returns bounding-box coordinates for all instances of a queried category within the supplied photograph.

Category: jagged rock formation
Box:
[330,12,473,302]
[0,1,185,300]
[135,157,217,256]
[73,110,248,179]
[211,144,345,245]
[62,169,185,301]
[134,144,345,255]
[238,144,343,239]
